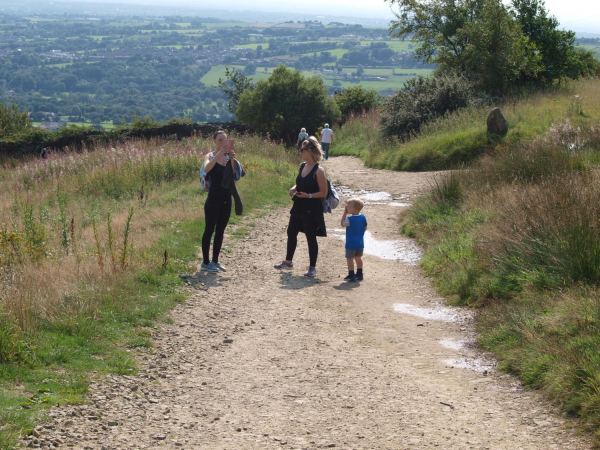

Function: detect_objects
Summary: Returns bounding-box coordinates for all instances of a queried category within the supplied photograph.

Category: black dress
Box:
[289,163,327,237]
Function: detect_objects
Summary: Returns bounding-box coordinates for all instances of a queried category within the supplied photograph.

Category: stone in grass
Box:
[487,107,508,136]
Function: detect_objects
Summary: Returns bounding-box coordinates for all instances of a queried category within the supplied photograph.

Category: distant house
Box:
[39,122,64,131]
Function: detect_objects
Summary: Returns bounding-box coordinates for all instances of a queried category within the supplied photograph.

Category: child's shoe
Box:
[356,274,363,281]
[347,275,357,282]
[344,271,355,281]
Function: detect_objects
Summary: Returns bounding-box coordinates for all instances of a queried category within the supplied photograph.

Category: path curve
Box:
[24,156,591,449]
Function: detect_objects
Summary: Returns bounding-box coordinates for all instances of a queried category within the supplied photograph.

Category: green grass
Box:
[333,78,600,171]
[201,65,273,86]
[359,40,415,52]
[0,134,298,449]
[397,87,600,440]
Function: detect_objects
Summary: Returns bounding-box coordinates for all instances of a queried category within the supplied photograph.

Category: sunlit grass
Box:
[0,132,298,448]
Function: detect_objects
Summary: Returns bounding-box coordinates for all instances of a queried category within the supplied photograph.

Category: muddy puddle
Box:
[336,186,411,206]
[392,303,473,322]
[328,230,422,265]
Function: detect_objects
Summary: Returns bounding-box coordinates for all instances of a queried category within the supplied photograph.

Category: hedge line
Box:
[0,122,248,158]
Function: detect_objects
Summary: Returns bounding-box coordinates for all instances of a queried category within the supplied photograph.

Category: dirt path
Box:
[25,156,591,449]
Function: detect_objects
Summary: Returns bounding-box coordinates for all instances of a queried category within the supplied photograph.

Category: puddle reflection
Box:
[329,230,423,265]
[393,303,472,322]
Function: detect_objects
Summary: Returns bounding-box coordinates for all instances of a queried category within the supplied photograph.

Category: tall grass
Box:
[333,78,600,171]
[402,111,600,438]
[0,133,298,448]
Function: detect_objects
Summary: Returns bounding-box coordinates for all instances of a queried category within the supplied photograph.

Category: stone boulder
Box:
[487,107,508,136]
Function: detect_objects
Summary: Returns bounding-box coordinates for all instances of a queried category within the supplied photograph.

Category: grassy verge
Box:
[332,78,600,171]
[401,117,600,439]
[0,134,298,449]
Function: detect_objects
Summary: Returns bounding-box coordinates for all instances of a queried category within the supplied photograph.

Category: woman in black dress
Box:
[274,136,328,277]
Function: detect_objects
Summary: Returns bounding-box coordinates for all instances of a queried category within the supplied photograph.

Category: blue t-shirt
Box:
[345,213,367,250]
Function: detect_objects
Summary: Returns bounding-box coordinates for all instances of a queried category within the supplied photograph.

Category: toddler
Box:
[341,198,367,282]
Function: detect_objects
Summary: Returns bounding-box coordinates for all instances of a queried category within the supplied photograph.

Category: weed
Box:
[120,207,134,270]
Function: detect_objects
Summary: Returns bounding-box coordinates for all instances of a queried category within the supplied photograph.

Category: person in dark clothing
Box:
[201,130,242,273]
[274,136,328,277]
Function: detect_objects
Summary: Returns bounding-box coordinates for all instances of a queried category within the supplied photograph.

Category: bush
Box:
[236,65,340,144]
[381,74,475,140]
[334,86,381,121]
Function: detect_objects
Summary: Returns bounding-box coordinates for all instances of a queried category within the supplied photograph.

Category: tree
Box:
[459,0,541,93]
[386,0,486,68]
[0,101,31,138]
[236,65,341,144]
[386,0,587,92]
[356,64,365,77]
[218,67,255,114]
[334,86,380,119]
[511,0,584,83]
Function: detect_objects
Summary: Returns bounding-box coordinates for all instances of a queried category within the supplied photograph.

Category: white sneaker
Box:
[211,261,227,272]
[200,262,219,272]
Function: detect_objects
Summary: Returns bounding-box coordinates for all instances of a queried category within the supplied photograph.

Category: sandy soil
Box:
[23,156,592,449]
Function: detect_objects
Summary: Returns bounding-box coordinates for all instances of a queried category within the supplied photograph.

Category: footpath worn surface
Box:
[25,157,591,449]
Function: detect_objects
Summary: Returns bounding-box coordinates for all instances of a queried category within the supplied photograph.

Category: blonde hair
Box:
[346,198,364,212]
[301,128,306,133]
[301,136,323,163]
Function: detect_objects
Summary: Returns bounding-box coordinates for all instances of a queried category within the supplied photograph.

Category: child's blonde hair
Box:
[346,198,364,212]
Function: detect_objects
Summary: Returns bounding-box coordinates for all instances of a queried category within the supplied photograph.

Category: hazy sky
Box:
[75,0,600,34]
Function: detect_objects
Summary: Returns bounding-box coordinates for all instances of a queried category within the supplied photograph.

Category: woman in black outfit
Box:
[274,136,328,277]
[201,130,238,273]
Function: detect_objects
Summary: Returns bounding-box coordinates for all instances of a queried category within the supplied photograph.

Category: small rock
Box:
[223,339,234,344]
[31,429,41,438]
[153,435,167,440]
[108,421,119,426]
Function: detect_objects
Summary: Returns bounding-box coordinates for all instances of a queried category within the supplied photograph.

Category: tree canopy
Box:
[236,65,340,144]
[0,101,31,138]
[385,0,597,93]
[334,86,381,120]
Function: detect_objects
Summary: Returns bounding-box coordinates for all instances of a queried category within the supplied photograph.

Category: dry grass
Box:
[0,133,297,347]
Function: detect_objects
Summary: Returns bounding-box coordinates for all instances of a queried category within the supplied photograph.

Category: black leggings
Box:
[202,198,232,264]
[286,217,319,267]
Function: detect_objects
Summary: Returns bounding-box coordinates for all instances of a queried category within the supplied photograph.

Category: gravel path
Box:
[23,156,592,449]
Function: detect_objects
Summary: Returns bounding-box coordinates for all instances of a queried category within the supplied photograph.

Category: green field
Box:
[360,40,415,52]
[298,48,348,58]
[201,64,431,92]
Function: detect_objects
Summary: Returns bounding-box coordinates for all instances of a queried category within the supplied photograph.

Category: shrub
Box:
[429,170,463,206]
[0,101,31,138]
[334,86,381,121]
[381,74,475,140]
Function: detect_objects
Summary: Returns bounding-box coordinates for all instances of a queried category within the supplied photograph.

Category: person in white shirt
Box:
[320,123,333,160]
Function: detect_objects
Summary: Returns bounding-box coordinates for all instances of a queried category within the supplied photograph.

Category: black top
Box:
[206,162,231,203]
[290,163,326,237]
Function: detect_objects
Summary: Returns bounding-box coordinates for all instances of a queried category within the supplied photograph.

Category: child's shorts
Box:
[346,248,364,258]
